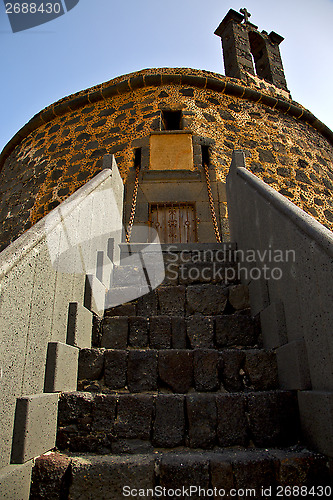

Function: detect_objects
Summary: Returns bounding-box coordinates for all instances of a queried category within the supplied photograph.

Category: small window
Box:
[161,110,182,131]
[134,148,142,169]
[202,145,210,166]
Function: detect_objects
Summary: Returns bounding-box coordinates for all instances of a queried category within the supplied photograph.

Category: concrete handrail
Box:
[229,150,333,259]
[0,155,119,279]
[227,149,333,457]
[0,154,124,496]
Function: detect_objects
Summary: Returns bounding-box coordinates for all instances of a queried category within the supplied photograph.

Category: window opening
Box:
[161,110,182,131]
[202,145,210,166]
[134,147,142,169]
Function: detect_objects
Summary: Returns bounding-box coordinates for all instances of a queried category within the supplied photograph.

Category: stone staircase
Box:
[30,244,333,499]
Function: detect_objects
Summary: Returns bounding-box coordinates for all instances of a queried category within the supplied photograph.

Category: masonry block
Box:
[159,455,210,494]
[101,316,128,349]
[298,391,333,457]
[231,450,277,490]
[11,393,59,464]
[186,284,228,314]
[193,349,219,391]
[162,258,179,285]
[158,286,185,315]
[186,394,217,448]
[44,342,79,393]
[159,350,193,393]
[128,316,149,348]
[136,290,158,316]
[186,315,214,348]
[112,265,142,287]
[219,350,245,392]
[247,391,300,448]
[197,222,216,245]
[215,313,257,347]
[104,350,127,389]
[127,350,158,392]
[153,395,185,448]
[171,316,187,349]
[66,302,92,348]
[92,394,117,434]
[216,394,247,447]
[105,302,136,317]
[0,251,36,468]
[106,286,144,309]
[29,452,71,500]
[210,457,235,497]
[277,339,311,390]
[270,449,331,486]
[57,392,94,427]
[111,439,153,455]
[78,348,105,381]
[84,274,106,317]
[19,243,57,396]
[69,454,155,499]
[0,461,33,500]
[249,279,269,316]
[179,262,231,285]
[244,349,278,391]
[116,395,154,440]
[149,316,172,348]
[228,284,250,310]
[260,301,287,349]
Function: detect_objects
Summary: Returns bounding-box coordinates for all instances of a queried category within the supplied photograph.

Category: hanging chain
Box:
[203,161,221,243]
[125,165,140,243]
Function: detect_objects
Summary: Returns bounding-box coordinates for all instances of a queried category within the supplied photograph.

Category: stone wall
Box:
[0,68,332,251]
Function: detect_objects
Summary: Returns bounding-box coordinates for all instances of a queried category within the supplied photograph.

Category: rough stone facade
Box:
[0,67,333,251]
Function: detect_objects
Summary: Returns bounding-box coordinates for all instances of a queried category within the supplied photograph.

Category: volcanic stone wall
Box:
[0,67,333,251]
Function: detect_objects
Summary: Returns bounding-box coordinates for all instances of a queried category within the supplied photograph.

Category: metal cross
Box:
[240,8,251,24]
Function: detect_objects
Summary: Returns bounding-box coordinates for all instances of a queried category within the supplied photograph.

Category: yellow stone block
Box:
[149,133,194,171]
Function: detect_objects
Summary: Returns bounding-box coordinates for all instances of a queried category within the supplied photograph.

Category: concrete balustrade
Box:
[227,150,333,457]
[0,155,124,498]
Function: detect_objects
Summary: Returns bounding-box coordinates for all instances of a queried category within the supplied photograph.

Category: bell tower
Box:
[214,8,288,91]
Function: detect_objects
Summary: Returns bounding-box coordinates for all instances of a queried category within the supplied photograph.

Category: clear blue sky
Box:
[1,0,333,153]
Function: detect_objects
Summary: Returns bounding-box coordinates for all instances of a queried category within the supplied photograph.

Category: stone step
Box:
[119,242,237,262]
[30,449,333,500]
[112,259,239,288]
[78,348,278,394]
[99,311,261,350]
[105,283,250,318]
[57,390,300,453]
[112,264,148,287]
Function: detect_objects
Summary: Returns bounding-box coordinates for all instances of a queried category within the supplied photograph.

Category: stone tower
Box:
[215,8,288,91]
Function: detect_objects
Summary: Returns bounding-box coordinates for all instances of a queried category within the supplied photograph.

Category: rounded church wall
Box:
[0,67,332,250]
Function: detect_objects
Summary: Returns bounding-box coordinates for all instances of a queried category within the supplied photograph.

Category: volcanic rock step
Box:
[106,250,242,309]
[57,391,300,453]
[78,348,278,394]
[99,310,260,350]
[105,283,250,318]
[111,258,238,287]
[30,449,333,500]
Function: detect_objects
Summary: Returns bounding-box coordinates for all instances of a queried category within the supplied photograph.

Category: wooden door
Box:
[149,203,198,243]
